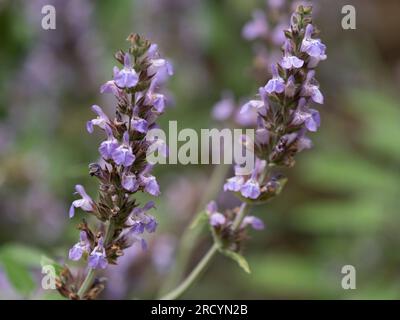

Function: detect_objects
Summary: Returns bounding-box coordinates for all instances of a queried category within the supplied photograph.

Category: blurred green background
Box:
[0,0,399,299]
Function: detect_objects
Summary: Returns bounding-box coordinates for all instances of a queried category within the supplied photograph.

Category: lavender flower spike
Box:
[58,35,172,300]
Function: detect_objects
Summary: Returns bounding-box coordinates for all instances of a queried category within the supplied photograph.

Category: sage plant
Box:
[162,5,326,299]
[56,34,172,300]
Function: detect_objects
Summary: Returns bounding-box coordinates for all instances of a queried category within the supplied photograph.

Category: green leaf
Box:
[0,244,44,268]
[0,255,35,296]
[189,211,208,230]
[220,249,251,274]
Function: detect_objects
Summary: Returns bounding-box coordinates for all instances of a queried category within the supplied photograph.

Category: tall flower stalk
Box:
[56,34,172,300]
[161,5,326,300]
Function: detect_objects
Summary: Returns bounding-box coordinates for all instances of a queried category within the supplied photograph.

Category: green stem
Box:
[160,243,219,300]
[159,164,230,295]
[159,165,269,300]
[77,220,115,299]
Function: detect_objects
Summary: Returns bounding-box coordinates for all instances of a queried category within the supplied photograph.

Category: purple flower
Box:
[130,201,158,234]
[100,80,120,96]
[301,71,324,104]
[212,96,235,121]
[224,176,245,192]
[301,24,327,60]
[69,185,94,218]
[88,238,108,269]
[241,216,265,230]
[140,175,161,196]
[240,99,266,116]
[149,93,166,113]
[205,201,226,227]
[114,53,139,88]
[240,178,261,199]
[210,212,226,227]
[292,99,321,132]
[242,10,268,40]
[121,172,139,192]
[69,231,91,261]
[112,132,136,167]
[86,105,110,133]
[98,126,119,160]
[265,65,285,94]
[131,117,148,133]
[281,55,304,69]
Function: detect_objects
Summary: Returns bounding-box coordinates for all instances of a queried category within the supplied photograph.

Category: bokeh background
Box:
[0,0,399,299]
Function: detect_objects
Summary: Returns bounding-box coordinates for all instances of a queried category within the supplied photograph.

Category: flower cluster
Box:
[208,5,326,251]
[57,34,172,300]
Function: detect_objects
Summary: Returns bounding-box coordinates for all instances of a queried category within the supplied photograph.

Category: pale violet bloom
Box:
[69,231,91,261]
[114,53,139,88]
[98,126,119,160]
[240,100,266,116]
[301,71,324,104]
[121,171,139,192]
[131,117,148,134]
[242,10,268,40]
[205,201,226,227]
[69,185,94,218]
[212,95,235,121]
[301,24,327,60]
[139,174,160,196]
[88,237,108,269]
[86,105,110,133]
[240,178,261,199]
[112,131,136,167]
[241,216,265,230]
[265,64,285,94]
[224,175,245,192]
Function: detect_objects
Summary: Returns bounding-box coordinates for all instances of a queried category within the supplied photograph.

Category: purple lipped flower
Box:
[131,117,148,133]
[98,126,119,160]
[86,105,110,133]
[151,93,167,113]
[130,201,158,234]
[114,53,139,88]
[281,54,304,70]
[301,71,324,104]
[212,95,235,121]
[140,174,161,196]
[292,98,321,132]
[205,201,226,227]
[301,24,327,60]
[100,80,120,96]
[69,231,91,261]
[265,64,285,94]
[240,163,262,199]
[240,99,266,116]
[112,131,136,167]
[121,171,139,192]
[224,176,245,192]
[242,10,268,40]
[210,212,226,227]
[88,237,108,269]
[69,185,94,218]
[241,216,265,230]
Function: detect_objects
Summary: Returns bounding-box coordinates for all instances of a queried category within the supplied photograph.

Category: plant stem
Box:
[77,220,115,299]
[159,165,269,300]
[159,164,230,295]
[160,243,219,300]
